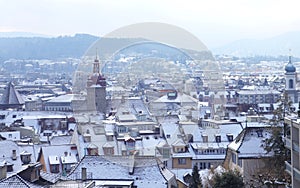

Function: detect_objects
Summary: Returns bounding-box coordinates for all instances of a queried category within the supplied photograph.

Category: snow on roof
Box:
[0,82,24,106]
[18,143,44,163]
[45,94,74,103]
[117,114,137,122]
[68,156,167,187]
[172,152,192,158]
[199,123,243,143]
[228,127,273,158]
[136,136,165,156]
[191,142,228,150]
[0,110,71,128]
[0,174,42,188]
[80,124,117,155]
[49,155,60,165]
[61,154,77,164]
[94,180,134,186]
[0,140,23,176]
[40,144,78,173]
[181,123,202,142]
[39,171,63,184]
[50,135,72,145]
[161,121,181,146]
[172,139,186,147]
[153,93,198,104]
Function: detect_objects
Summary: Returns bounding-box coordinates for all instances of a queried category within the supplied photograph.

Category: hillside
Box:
[212,31,300,57]
[0,34,99,62]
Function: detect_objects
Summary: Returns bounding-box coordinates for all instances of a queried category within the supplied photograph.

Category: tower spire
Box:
[93,48,100,74]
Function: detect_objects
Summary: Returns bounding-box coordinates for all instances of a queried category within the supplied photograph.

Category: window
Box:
[215,135,221,143]
[232,153,237,164]
[227,134,233,142]
[238,159,242,167]
[289,79,294,89]
[178,158,186,165]
[162,148,170,158]
[163,160,168,167]
[9,134,12,138]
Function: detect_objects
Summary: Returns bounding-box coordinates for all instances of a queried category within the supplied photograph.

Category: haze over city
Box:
[1,1,300,187]
[1,0,300,48]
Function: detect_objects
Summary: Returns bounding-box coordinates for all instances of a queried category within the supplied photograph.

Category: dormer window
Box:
[202,134,208,143]
[20,151,32,165]
[215,134,221,143]
[227,134,233,142]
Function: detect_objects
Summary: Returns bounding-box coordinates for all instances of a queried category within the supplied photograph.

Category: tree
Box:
[189,165,202,188]
[212,170,244,188]
[262,127,287,178]
[258,91,291,185]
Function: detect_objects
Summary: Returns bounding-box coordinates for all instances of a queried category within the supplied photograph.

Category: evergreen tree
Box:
[259,91,291,184]
[263,127,287,177]
[189,165,202,188]
[212,170,244,188]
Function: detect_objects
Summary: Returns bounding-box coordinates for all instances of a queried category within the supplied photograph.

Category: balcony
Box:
[285,137,292,149]
[292,141,300,153]
[285,161,300,181]
[294,167,300,181]
[285,161,292,175]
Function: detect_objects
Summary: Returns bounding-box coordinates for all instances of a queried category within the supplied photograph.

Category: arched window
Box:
[289,79,294,89]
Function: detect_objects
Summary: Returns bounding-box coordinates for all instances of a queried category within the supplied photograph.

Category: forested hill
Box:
[0,34,99,62]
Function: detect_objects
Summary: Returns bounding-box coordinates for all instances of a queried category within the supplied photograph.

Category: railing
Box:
[292,141,300,153]
[285,161,292,175]
[285,137,292,149]
[294,167,300,181]
[68,172,93,180]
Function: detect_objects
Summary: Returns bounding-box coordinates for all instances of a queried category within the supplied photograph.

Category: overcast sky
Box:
[1,0,300,48]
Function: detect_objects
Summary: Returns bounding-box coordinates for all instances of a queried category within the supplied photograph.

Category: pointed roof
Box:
[0,82,24,106]
[0,174,42,188]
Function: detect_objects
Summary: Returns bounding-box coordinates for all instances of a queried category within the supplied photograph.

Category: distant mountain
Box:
[212,31,300,57]
[0,34,99,62]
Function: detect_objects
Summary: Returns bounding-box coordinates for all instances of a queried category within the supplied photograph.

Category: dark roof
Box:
[0,82,24,109]
[0,174,42,188]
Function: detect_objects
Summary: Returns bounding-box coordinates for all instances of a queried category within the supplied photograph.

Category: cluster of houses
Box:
[0,54,298,187]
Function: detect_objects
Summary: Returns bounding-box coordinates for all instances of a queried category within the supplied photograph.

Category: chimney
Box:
[12,150,17,160]
[0,163,7,180]
[81,167,87,181]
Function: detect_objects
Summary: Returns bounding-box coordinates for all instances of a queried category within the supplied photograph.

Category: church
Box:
[86,52,107,114]
[285,55,298,103]
[72,52,107,115]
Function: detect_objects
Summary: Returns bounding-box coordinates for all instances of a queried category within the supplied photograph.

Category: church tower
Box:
[285,53,298,103]
[86,51,107,114]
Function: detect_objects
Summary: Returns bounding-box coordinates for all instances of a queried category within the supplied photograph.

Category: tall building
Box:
[284,117,300,187]
[285,55,298,103]
[284,54,300,187]
[86,53,107,114]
